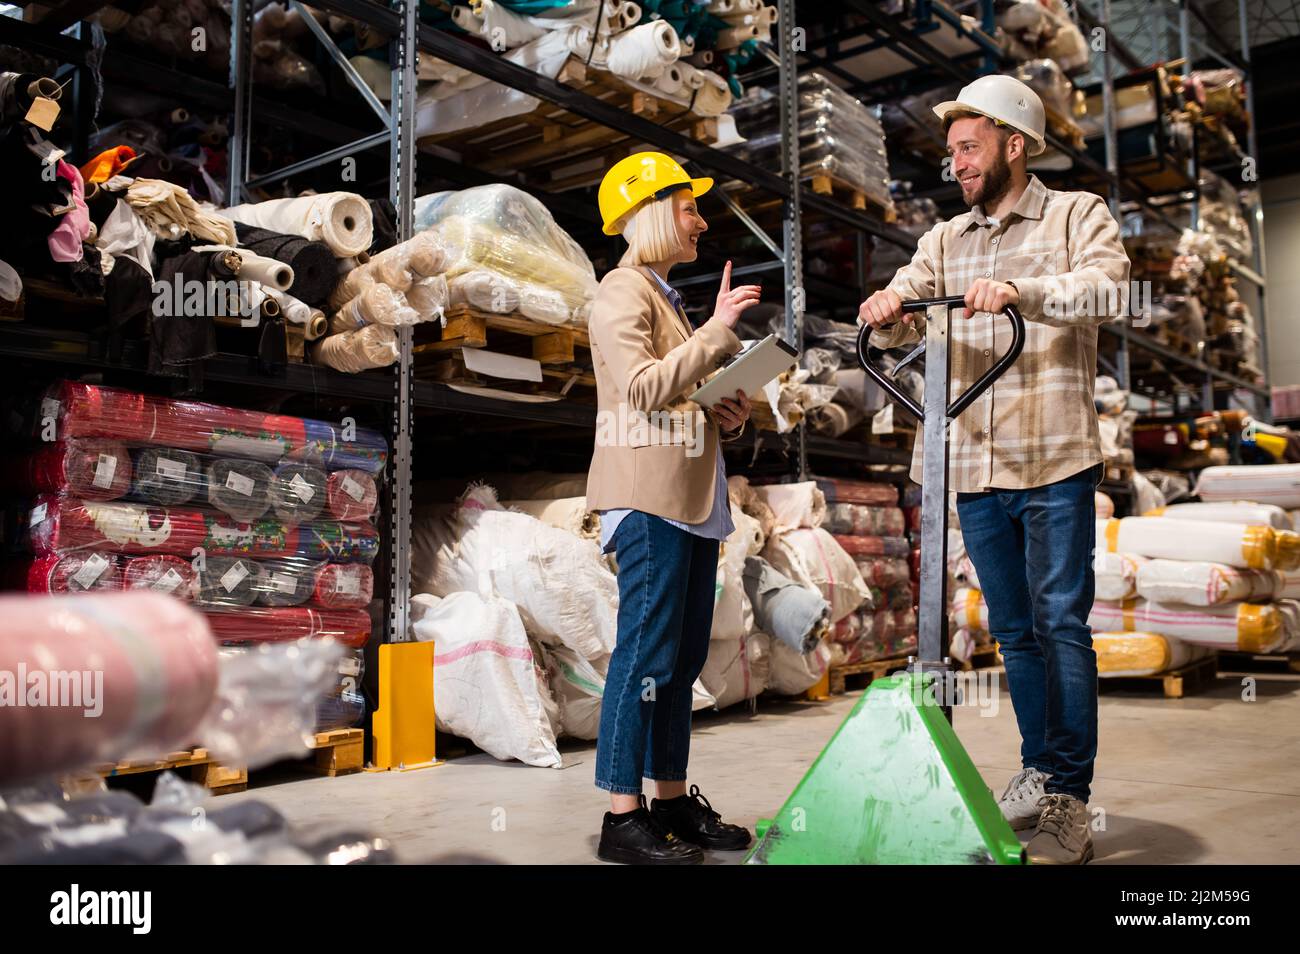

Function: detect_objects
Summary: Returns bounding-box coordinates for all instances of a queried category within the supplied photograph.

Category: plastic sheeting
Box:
[1087,598,1285,653]
[1194,464,1300,509]
[1135,559,1279,607]
[1094,631,1211,677]
[1098,516,1281,571]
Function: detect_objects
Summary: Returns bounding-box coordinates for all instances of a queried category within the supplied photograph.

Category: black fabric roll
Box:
[254,559,317,607]
[367,198,397,255]
[234,222,337,307]
[271,461,327,524]
[206,458,273,521]
[197,556,260,607]
[131,447,203,505]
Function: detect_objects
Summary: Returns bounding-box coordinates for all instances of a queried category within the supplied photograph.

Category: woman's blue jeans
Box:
[955,463,1101,801]
[595,511,719,795]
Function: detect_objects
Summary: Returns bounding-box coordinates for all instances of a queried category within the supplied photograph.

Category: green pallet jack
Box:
[747,297,1028,865]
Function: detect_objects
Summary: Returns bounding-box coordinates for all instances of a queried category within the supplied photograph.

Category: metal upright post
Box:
[389,0,418,644]
[777,0,806,480]
[1238,0,1268,399]
[227,0,253,204]
[1179,0,1199,229]
[1101,0,1130,391]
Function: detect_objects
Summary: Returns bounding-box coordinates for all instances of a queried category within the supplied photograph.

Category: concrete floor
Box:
[227,664,1300,864]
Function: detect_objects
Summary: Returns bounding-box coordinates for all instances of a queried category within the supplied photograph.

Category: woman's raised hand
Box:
[712,260,762,330]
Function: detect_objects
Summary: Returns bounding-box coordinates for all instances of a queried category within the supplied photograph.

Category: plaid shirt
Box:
[869,175,1131,491]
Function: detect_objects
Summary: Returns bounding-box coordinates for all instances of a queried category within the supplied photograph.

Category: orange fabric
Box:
[79,146,137,185]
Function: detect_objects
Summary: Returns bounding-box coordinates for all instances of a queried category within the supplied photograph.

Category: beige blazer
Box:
[585,265,744,524]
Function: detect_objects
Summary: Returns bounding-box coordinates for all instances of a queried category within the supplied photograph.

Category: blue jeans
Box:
[955,463,1101,801]
[594,511,719,795]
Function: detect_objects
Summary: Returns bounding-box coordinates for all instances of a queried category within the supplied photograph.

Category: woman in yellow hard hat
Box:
[586,151,761,864]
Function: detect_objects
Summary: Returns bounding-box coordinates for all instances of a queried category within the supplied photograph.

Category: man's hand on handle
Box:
[857,288,907,330]
[712,260,763,330]
[962,279,1019,319]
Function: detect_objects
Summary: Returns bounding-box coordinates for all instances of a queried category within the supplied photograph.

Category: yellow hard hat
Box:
[598,151,713,236]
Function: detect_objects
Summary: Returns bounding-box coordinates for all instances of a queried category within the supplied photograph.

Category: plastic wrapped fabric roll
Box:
[1096,491,1114,519]
[752,481,826,532]
[1088,598,1284,653]
[822,502,906,537]
[22,552,124,593]
[1095,551,1145,601]
[17,439,133,501]
[310,646,365,732]
[330,235,440,307]
[123,554,198,599]
[1153,500,1293,530]
[1135,559,1279,606]
[311,324,399,373]
[405,273,449,323]
[254,558,320,606]
[202,605,371,647]
[1277,569,1300,600]
[809,477,899,506]
[950,587,988,633]
[831,533,912,558]
[198,555,260,606]
[517,281,570,325]
[201,513,380,564]
[1094,632,1211,677]
[130,447,203,505]
[327,469,379,522]
[223,193,374,258]
[448,268,520,313]
[299,420,389,474]
[313,563,374,608]
[0,592,218,783]
[854,556,910,587]
[270,461,327,525]
[1098,516,1279,570]
[232,222,336,307]
[206,458,274,522]
[28,496,209,557]
[330,282,420,330]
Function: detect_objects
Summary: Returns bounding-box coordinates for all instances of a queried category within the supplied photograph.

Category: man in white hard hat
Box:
[859,74,1131,865]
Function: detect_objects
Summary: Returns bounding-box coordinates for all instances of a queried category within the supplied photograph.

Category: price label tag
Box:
[25,96,60,132]
[1164,430,1179,445]
[337,572,360,597]
[156,457,187,481]
[289,473,315,502]
[341,475,366,502]
[271,572,298,595]
[225,470,255,496]
[339,655,362,676]
[73,553,110,589]
[153,567,184,594]
[220,561,249,592]
[40,397,60,423]
[92,453,118,489]
[30,503,48,527]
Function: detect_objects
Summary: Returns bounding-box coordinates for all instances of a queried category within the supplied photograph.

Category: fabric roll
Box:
[231,248,294,291]
[326,469,379,522]
[129,448,203,505]
[270,461,327,525]
[123,554,198,599]
[0,592,218,783]
[313,563,374,608]
[822,502,906,537]
[254,559,319,606]
[206,458,274,522]
[202,605,371,647]
[742,556,830,654]
[605,21,680,80]
[0,72,62,125]
[20,440,133,501]
[405,273,449,322]
[502,497,597,538]
[28,497,208,557]
[811,478,899,506]
[831,533,912,558]
[223,193,373,258]
[311,324,399,372]
[23,552,124,594]
[126,177,237,244]
[197,555,260,606]
[233,222,336,306]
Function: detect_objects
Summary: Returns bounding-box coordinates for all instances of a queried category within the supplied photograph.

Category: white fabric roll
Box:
[655,63,685,96]
[1088,598,1285,653]
[605,21,680,81]
[406,274,450,323]
[1098,516,1279,570]
[223,192,374,258]
[1194,464,1300,508]
[450,268,521,313]
[311,323,399,372]
[502,497,598,539]
[1136,559,1279,606]
[1095,551,1145,601]
[518,282,571,326]
[1158,500,1293,530]
[679,61,707,90]
[478,0,546,48]
[233,249,294,291]
[1276,568,1300,600]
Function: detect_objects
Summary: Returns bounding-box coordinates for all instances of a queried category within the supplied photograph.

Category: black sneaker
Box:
[651,785,752,851]
[597,796,704,865]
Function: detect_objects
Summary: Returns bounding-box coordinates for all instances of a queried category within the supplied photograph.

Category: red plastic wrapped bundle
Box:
[812,478,899,507]
[832,534,911,558]
[870,581,914,610]
[28,496,208,556]
[326,469,378,522]
[1134,423,1190,457]
[904,506,921,533]
[123,555,198,600]
[0,592,218,783]
[17,440,133,501]
[313,563,374,608]
[202,606,371,647]
[22,552,124,593]
[854,556,911,587]
[822,502,906,537]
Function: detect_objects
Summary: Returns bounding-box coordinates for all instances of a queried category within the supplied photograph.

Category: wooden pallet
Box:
[809,173,899,224]
[1097,654,1219,699]
[418,57,720,192]
[1215,651,1300,675]
[959,644,1003,672]
[413,304,594,396]
[828,655,911,695]
[67,728,365,797]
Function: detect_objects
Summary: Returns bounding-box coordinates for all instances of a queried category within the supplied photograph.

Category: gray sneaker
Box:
[998,767,1050,831]
[1026,793,1094,865]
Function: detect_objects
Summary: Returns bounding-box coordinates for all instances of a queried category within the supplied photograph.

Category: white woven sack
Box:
[1159,500,1293,529]
[766,637,831,695]
[1095,552,1146,601]
[761,527,871,622]
[1194,464,1300,508]
[1098,516,1277,570]
[752,481,827,532]
[1088,598,1285,653]
[700,632,770,709]
[1136,559,1278,606]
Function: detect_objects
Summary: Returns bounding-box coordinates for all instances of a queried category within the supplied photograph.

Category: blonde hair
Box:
[617,191,685,267]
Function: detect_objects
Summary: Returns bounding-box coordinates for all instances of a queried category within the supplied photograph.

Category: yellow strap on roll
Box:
[1274,530,1300,571]
[1237,603,1280,653]
[1255,431,1287,461]
[1121,597,1138,632]
[1143,506,1166,516]
[966,589,983,629]
[1241,525,1277,571]
[1105,517,1120,553]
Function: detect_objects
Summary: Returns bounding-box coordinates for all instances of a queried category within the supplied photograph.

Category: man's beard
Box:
[964,153,1012,209]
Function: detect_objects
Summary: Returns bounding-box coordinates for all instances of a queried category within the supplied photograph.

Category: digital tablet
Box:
[689,334,799,408]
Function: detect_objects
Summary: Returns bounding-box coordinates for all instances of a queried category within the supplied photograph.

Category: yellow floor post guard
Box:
[369,641,440,772]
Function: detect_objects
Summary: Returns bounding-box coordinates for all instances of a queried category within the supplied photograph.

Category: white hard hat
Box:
[933,74,1047,156]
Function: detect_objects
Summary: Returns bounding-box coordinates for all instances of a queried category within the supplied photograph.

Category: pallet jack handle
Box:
[855,296,1026,423]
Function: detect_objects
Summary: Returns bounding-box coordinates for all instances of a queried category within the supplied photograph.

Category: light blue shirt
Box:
[597,268,735,554]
